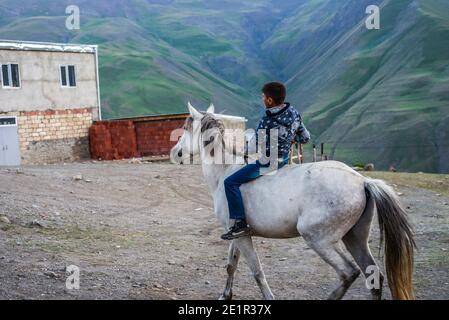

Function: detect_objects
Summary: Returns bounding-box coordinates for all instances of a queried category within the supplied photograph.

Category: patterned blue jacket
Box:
[256,103,310,158]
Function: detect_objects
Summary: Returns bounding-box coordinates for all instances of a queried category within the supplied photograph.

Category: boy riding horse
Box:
[221,82,310,240]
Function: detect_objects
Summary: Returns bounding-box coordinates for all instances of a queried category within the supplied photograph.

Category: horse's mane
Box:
[183,112,225,135]
[183,113,240,156]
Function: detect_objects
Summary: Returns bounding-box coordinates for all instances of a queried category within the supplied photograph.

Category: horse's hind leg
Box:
[343,195,384,300]
[219,241,240,300]
[304,237,360,300]
[343,232,384,300]
[235,237,274,300]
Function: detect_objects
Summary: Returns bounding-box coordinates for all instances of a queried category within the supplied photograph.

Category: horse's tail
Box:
[364,178,416,300]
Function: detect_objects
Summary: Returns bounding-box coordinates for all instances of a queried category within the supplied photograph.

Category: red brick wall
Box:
[89,117,186,160]
[135,119,185,156]
[90,121,138,160]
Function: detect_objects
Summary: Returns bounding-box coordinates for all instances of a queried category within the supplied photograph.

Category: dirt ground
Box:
[0,161,448,300]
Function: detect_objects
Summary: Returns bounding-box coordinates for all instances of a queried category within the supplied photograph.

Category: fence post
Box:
[289,147,293,165]
[321,143,324,161]
[298,143,303,164]
[313,144,317,162]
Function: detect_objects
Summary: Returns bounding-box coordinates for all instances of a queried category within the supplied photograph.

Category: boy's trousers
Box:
[224,156,289,221]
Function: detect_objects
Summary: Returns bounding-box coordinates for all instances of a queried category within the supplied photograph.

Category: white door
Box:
[0,117,21,166]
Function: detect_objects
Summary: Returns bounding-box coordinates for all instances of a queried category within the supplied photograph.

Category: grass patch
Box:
[364,171,449,195]
[33,224,143,255]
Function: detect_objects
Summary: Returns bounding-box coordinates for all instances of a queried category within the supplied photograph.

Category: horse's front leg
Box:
[235,237,275,300]
[219,241,240,300]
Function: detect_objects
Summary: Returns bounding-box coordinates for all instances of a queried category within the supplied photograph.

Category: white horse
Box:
[170,103,416,300]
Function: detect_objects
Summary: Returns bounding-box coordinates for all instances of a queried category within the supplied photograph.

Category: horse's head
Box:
[170,102,223,164]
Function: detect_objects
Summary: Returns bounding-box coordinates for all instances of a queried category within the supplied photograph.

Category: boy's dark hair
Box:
[262,82,287,105]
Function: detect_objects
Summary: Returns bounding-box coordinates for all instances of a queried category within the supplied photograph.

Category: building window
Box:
[1,64,21,88]
[60,65,76,87]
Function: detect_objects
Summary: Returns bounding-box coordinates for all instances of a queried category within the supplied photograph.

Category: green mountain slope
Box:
[266,0,449,172]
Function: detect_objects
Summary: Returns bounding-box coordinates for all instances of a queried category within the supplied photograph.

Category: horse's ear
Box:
[207,103,215,114]
[188,102,203,120]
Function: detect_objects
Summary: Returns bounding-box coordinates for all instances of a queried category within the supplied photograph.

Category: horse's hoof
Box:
[219,293,232,300]
[371,288,382,300]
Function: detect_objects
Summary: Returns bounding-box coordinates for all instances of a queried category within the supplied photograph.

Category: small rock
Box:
[16,169,24,175]
[168,260,176,265]
[28,220,45,228]
[154,175,161,179]
[205,281,211,285]
[279,258,287,262]
[154,283,163,289]
[129,158,142,164]
[397,192,404,196]
[0,216,11,224]
[194,208,203,211]
[73,174,83,181]
[44,271,58,278]
[441,248,447,252]
[364,164,375,172]
[389,166,397,172]
[84,179,92,183]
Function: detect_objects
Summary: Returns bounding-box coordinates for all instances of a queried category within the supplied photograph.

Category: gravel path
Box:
[0,162,448,300]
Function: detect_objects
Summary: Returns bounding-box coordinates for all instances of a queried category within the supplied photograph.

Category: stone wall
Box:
[0,108,93,164]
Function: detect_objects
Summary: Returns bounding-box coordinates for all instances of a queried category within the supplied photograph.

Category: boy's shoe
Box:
[221,220,251,240]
